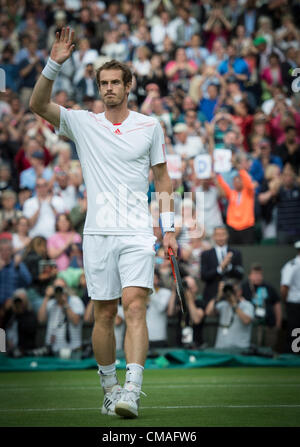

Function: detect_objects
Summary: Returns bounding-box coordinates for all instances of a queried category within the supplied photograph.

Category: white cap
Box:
[173,123,188,133]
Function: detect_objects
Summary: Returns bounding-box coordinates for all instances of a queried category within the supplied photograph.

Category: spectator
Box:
[47,213,82,272]
[261,53,284,99]
[22,178,65,239]
[165,47,198,92]
[249,138,283,190]
[133,46,152,77]
[0,190,23,233]
[52,167,77,212]
[150,10,176,53]
[274,164,300,244]
[242,263,282,350]
[37,277,84,355]
[72,38,98,85]
[218,42,250,88]
[194,177,224,238]
[146,269,172,348]
[22,236,57,312]
[69,190,87,237]
[217,163,256,244]
[186,34,209,69]
[201,225,244,305]
[280,241,300,352]
[258,164,281,241]
[12,216,31,255]
[275,126,300,173]
[175,6,201,48]
[2,288,37,356]
[75,63,99,105]
[0,44,19,92]
[0,238,32,311]
[18,40,44,108]
[20,150,53,192]
[173,123,205,159]
[206,279,254,351]
[203,6,232,52]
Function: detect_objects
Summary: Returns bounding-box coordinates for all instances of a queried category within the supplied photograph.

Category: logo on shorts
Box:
[114,128,122,135]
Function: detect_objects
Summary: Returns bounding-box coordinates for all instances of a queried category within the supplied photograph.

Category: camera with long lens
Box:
[54,286,64,295]
[222,281,236,300]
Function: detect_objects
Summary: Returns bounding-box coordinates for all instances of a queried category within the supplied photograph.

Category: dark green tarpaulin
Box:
[0,349,300,372]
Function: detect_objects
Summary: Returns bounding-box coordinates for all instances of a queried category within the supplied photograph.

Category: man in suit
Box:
[201,225,244,305]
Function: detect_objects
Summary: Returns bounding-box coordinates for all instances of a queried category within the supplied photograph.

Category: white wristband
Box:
[160,212,175,233]
[42,57,62,81]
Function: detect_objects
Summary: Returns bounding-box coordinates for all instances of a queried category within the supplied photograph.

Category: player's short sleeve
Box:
[280,262,293,286]
[150,121,167,167]
[55,105,85,142]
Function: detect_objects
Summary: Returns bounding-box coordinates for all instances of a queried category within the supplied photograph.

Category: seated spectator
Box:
[0,190,23,233]
[165,47,198,92]
[3,288,37,357]
[0,238,32,315]
[22,235,57,312]
[37,277,84,356]
[52,167,77,212]
[186,34,209,69]
[217,162,256,244]
[203,7,232,52]
[173,123,205,159]
[175,7,201,48]
[150,10,176,53]
[201,225,244,305]
[12,216,31,255]
[258,164,281,241]
[274,164,300,244]
[22,178,65,239]
[146,269,172,348]
[206,280,254,351]
[47,213,82,272]
[0,44,19,93]
[249,138,283,190]
[275,126,300,173]
[20,150,53,192]
[280,241,300,352]
[18,40,44,108]
[261,53,284,99]
[218,42,250,88]
[75,63,99,105]
[242,263,282,350]
[195,177,224,238]
[133,46,152,77]
[73,38,98,85]
[198,81,223,123]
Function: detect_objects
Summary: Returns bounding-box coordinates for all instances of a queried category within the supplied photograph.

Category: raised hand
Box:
[50,27,75,65]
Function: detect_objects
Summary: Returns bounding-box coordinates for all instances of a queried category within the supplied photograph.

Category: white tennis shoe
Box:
[101,384,123,416]
[115,383,145,418]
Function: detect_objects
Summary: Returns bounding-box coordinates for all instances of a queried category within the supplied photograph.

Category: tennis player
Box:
[30,27,178,418]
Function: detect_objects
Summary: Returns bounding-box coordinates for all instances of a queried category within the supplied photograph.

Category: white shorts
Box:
[83,234,157,300]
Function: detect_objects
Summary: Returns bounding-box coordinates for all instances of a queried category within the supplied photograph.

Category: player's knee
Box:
[123,300,147,325]
[93,301,118,327]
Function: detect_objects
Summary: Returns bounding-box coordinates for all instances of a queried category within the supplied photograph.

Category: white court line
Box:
[0,404,300,413]
[0,383,300,392]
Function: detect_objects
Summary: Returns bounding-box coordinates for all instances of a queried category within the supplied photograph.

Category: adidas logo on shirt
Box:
[114,128,122,135]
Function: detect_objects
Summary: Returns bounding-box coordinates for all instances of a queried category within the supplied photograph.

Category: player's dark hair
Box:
[95,60,132,88]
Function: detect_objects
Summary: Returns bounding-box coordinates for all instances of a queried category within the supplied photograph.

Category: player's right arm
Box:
[29,27,75,128]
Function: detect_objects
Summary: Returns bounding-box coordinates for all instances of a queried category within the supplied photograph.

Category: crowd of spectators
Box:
[0,0,300,358]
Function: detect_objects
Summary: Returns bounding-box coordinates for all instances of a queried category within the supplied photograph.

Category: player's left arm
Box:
[152,162,178,258]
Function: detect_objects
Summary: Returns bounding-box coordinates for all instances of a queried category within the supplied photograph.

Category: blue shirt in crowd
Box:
[0,260,32,306]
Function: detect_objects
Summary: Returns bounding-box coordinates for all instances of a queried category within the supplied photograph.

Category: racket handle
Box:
[168,247,174,257]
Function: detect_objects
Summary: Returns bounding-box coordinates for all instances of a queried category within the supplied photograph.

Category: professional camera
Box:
[222,280,237,300]
[54,285,64,295]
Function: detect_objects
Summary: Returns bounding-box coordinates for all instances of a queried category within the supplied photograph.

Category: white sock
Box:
[125,363,144,389]
[98,363,118,391]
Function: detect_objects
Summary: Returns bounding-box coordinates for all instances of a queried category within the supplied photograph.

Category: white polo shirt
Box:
[56,107,166,235]
[280,256,300,304]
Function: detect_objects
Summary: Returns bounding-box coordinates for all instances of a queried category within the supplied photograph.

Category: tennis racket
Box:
[168,247,186,314]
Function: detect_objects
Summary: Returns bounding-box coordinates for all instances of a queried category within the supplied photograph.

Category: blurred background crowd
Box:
[0,0,300,359]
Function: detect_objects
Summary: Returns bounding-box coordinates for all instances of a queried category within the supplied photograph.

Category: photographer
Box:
[37,277,84,356]
[206,279,254,350]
